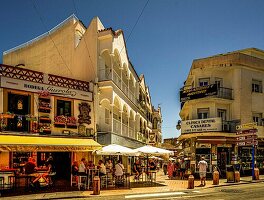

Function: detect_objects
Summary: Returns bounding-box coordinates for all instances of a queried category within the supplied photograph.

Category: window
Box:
[252,80,262,93]
[105,108,110,124]
[57,99,72,116]
[199,78,210,87]
[197,108,209,119]
[253,113,263,126]
[215,78,223,89]
[217,109,226,121]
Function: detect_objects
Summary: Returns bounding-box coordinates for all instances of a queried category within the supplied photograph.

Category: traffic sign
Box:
[236,140,258,146]
[236,122,257,130]
[236,135,257,141]
[236,129,257,135]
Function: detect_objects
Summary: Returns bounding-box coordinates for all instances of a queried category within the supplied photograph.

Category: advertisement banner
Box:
[181,117,222,134]
[180,84,217,102]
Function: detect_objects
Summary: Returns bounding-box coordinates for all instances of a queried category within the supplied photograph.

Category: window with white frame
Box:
[253,113,263,126]
[197,108,209,119]
[215,78,223,89]
[199,78,210,87]
[217,109,227,121]
[252,80,262,93]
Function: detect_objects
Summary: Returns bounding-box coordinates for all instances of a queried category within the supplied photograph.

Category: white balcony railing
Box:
[122,81,129,96]
[122,123,129,137]
[113,70,122,88]
[128,90,136,104]
[129,127,136,139]
[113,118,121,134]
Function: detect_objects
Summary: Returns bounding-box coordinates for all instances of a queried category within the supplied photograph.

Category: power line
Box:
[30,0,74,77]
[120,0,150,55]
[72,0,97,78]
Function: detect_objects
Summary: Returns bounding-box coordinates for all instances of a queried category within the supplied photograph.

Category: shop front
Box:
[0,134,101,185]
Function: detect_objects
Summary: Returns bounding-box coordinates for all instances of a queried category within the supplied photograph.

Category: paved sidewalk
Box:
[1,172,264,200]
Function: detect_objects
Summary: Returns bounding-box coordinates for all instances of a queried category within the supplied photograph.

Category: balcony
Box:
[215,87,233,100]
[99,69,137,103]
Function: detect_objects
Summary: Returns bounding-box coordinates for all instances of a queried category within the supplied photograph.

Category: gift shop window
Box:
[56,99,72,116]
[7,92,30,132]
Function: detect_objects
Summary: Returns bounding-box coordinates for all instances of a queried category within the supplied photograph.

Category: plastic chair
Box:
[100,175,108,189]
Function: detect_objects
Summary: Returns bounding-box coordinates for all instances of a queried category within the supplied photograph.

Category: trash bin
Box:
[226,165,234,183]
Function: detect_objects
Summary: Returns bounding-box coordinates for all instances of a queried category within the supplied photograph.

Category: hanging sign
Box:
[180,84,217,102]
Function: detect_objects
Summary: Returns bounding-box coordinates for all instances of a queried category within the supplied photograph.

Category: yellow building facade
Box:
[179,48,264,174]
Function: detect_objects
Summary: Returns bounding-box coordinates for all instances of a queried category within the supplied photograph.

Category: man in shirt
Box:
[197,156,208,186]
[25,157,36,174]
[98,160,106,176]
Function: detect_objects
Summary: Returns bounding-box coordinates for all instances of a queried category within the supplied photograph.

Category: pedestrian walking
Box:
[197,156,208,186]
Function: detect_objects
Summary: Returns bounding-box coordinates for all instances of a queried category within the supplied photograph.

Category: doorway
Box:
[217,147,231,173]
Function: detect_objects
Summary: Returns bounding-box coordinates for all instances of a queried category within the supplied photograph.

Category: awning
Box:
[0,135,102,152]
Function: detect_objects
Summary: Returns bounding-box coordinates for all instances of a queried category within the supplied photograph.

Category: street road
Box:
[57,182,264,200]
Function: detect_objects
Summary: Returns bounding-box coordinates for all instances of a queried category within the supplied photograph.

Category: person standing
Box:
[197,157,208,186]
[78,158,87,176]
[167,160,174,179]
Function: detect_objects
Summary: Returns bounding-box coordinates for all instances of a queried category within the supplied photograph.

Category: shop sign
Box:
[181,117,222,134]
[180,84,217,102]
[196,143,211,148]
[0,76,92,101]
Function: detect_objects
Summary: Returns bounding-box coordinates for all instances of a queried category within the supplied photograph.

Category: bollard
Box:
[93,176,100,195]
[234,171,240,182]
[254,168,259,180]
[213,170,219,185]
[187,175,194,189]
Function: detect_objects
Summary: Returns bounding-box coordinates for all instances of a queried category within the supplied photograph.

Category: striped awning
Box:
[0,135,101,152]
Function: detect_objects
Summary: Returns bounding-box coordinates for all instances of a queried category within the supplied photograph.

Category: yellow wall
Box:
[0,152,10,168]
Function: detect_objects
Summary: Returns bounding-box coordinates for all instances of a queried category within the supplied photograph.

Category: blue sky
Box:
[1,0,264,139]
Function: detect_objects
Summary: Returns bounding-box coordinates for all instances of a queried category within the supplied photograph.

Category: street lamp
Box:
[176,120,181,130]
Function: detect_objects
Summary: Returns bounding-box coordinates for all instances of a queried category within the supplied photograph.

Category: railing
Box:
[113,118,121,134]
[129,127,135,139]
[216,87,233,100]
[98,68,111,81]
[122,81,128,96]
[113,70,122,88]
[128,90,136,104]
[222,120,240,133]
[122,123,129,137]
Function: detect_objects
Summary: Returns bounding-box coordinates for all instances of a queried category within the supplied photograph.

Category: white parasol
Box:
[95,144,139,156]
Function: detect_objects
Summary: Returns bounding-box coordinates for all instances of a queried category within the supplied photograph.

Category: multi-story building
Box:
[2,14,162,149]
[178,48,264,175]
[0,63,100,180]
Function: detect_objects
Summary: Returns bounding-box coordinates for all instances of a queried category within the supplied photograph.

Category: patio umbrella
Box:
[134,145,173,175]
[95,144,139,156]
[134,145,173,156]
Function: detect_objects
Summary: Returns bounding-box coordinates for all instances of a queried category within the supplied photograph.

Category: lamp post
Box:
[176,120,181,130]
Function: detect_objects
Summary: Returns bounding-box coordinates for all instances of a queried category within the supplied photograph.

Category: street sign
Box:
[236,122,257,130]
[236,135,257,141]
[236,129,257,135]
[236,141,258,146]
